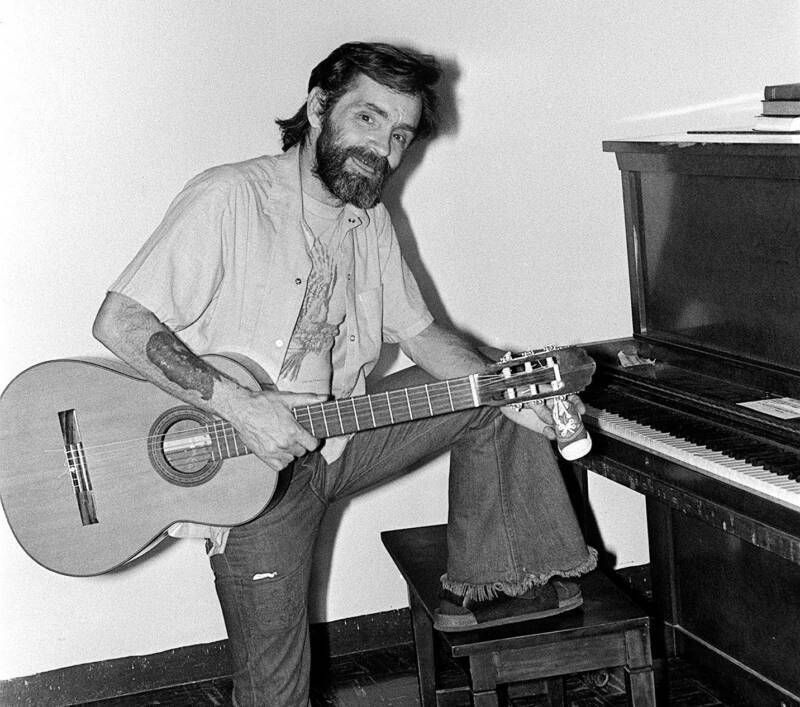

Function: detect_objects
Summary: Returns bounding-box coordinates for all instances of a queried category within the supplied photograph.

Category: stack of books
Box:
[753,83,800,132]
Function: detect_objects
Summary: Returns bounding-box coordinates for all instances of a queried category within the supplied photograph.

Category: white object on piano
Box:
[617,351,656,368]
[737,397,800,420]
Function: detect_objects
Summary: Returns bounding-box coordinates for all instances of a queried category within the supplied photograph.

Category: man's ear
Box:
[307,87,326,130]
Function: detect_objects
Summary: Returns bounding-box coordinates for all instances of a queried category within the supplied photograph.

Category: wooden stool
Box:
[382,524,656,706]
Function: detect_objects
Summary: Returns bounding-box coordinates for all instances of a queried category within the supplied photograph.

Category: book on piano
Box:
[752,113,800,132]
[763,81,800,100]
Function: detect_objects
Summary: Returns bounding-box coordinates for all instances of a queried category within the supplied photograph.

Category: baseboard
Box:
[0,569,656,706]
[0,608,414,706]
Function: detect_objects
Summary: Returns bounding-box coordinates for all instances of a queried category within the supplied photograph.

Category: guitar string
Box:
[45,373,511,456]
[51,378,570,469]
[51,388,482,465]
[48,387,483,467]
[44,369,566,466]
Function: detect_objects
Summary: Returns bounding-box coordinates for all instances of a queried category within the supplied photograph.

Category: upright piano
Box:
[575,134,800,705]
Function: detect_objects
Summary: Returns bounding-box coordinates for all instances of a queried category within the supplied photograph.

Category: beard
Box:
[314,118,390,209]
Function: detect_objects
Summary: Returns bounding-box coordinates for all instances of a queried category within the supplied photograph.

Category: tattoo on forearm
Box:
[146,332,218,401]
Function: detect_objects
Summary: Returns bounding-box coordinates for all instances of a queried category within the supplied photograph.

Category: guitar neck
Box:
[206,347,593,461]
[208,377,478,461]
[293,377,477,438]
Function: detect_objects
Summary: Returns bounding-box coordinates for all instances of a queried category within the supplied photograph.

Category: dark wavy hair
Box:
[276,42,442,151]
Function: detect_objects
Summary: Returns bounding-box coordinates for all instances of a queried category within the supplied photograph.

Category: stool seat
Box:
[382,524,656,706]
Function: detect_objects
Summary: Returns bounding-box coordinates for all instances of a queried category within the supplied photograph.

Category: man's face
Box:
[313,73,422,208]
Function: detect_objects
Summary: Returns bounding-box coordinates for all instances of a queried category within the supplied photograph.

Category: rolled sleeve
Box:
[110,171,229,330]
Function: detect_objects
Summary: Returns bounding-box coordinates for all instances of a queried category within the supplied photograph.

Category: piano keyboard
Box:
[583,404,800,513]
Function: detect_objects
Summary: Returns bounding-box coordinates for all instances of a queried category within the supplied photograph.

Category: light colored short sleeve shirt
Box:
[111,145,433,438]
[110,146,433,552]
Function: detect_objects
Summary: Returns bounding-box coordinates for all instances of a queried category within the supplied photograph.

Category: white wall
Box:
[2,0,798,680]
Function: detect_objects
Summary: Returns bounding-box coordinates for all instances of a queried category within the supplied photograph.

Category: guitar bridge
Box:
[58,409,99,526]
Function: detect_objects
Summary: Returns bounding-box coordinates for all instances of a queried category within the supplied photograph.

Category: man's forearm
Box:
[92,291,246,417]
[92,291,323,471]
[399,321,488,380]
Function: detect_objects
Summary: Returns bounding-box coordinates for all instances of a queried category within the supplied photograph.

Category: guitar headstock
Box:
[477,346,596,407]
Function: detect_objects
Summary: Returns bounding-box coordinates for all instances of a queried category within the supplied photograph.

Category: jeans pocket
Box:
[243,562,307,634]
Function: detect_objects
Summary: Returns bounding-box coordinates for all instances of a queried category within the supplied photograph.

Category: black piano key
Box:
[595,393,800,482]
[760,455,800,478]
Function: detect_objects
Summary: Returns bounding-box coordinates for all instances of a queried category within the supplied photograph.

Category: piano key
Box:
[594,396,800,480]
[583,405,800,511]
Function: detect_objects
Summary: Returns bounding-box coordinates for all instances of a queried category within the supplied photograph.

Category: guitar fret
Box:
[319,403,331,437]
[351,398,360,431]
[405,389,413,419]
[298,407,316,437]
[222,421,232,458]
[445,380,455,411]
[388,390,408,422]
[335,402,344,435]
[425,385,433,416]
[367,395,377,429]
[386,392,394,424]
[230,424,241,456]
[212,423,223,461]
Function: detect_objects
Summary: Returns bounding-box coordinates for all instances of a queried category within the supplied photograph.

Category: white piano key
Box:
[584,404,800,512]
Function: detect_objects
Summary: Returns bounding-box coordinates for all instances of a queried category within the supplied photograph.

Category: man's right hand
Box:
[222,389,326,472]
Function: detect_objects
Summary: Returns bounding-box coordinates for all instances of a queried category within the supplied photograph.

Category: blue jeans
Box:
[209,367,595,706]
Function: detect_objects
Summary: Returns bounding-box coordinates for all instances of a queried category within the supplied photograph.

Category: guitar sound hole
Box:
[149,406,221,487]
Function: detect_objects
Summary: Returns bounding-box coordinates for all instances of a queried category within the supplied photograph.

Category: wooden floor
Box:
[79,646,737,706]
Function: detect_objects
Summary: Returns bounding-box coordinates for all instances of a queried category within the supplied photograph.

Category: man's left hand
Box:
[501,394,586,440]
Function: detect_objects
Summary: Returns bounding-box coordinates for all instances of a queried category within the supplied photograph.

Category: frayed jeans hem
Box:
[440,546,598,602]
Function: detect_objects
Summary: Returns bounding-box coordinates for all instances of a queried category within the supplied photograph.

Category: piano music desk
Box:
[382,523,656,706]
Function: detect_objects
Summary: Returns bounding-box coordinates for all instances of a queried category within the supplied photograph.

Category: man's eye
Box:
[358,113,373,124]
[393,133,408,146]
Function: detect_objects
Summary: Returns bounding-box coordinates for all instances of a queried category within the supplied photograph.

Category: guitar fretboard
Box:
[293,378,476,438]
[206,378,478,459]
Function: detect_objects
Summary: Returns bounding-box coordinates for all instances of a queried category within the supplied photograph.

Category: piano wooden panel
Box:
[579,134,800,707]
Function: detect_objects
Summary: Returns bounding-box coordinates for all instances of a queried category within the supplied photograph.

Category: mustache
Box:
[346,146,389,176]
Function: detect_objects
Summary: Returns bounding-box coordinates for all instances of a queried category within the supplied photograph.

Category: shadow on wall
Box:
[382,52,462,331]
[371,53,482,381]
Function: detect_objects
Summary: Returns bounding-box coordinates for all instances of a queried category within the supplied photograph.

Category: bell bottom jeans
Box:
[209,367,595,706]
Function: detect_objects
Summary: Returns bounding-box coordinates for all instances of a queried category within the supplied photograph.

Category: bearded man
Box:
[93,42,596,706]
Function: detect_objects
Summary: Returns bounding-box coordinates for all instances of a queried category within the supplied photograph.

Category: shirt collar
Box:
[265,144,368,230]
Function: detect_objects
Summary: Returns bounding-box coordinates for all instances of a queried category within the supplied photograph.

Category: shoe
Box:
[433,579,583,632]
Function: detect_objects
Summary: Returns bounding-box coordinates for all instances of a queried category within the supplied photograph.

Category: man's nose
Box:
[369,131,392,157]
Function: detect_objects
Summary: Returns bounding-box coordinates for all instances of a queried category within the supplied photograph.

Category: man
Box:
[93,42,596,706]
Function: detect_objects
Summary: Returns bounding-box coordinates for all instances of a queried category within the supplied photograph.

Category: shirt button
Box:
[349,335,356,342]
[275,339,284,348]
[295,278,303,285]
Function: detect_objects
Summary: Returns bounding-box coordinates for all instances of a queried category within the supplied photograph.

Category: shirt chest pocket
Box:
[352,286,384,374]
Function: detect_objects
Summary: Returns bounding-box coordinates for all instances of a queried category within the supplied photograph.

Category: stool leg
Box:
[468,654,499,707]
[625,626,656,707]
[545,676,566,707]
[626,666,656,707]
[409,591,437,706]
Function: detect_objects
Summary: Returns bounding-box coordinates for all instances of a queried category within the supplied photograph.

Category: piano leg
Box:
[645,496,679,659]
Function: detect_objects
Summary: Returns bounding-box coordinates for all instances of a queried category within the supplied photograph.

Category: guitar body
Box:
[0,355,275,576]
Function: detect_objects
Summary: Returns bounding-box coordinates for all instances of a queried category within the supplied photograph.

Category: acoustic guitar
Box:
[0,347,594,576]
